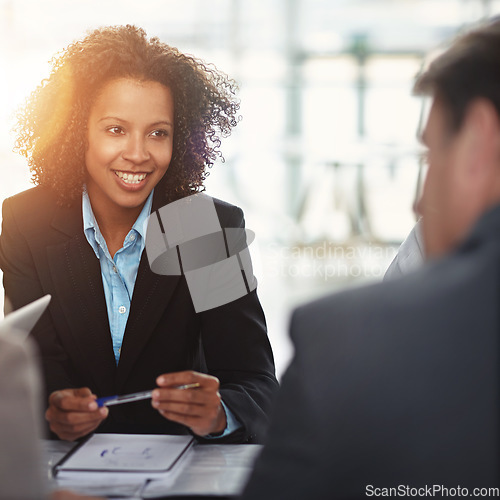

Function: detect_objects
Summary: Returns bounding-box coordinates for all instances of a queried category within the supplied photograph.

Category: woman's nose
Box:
[122,134,150,163]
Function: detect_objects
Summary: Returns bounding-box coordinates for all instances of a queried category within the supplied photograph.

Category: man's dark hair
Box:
[414,18,500,132]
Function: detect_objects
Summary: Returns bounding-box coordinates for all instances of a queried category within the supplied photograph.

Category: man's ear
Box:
[457,98,500,203]
[462,99,500,168]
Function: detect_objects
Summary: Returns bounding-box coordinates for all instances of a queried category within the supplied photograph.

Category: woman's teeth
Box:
[115,171,147,184]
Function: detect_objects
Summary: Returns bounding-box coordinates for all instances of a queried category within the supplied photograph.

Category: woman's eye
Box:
[107,126,123,135]
[151,129,169,138]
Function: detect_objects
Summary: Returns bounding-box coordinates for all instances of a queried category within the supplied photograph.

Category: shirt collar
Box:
[131,191,153,243]
[82,188,154,259]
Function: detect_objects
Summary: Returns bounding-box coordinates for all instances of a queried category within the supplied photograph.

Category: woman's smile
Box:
[114,171,149,185]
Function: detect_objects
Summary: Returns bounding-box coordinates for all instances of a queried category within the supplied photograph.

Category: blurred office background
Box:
[0,0,497,377]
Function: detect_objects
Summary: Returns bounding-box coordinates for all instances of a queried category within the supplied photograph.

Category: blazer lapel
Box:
[47,203,116,395]
[115,253,181,391]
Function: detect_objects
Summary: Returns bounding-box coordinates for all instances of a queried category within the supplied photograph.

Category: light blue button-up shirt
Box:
[82,189,240,437]
[83,190,152,364]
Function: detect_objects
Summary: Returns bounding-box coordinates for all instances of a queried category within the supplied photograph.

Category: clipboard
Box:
[53,433,194,480]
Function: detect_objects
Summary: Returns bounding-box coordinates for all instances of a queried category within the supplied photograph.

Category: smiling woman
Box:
[0,25,278,444]
[85,78,175,256]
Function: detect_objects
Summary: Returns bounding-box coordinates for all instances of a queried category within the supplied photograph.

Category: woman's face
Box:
[85,78,174,219]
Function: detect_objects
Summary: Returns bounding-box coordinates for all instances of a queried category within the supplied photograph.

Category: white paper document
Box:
[142,444,262,498]
[53,433,193,481]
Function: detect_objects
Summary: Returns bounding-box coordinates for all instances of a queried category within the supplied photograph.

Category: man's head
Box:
[415,19,500,257]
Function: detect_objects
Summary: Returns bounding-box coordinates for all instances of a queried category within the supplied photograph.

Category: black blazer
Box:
[242,206,500,498]
[0,186,278,443]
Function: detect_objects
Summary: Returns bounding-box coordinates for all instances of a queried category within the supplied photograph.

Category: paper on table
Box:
[142,444,262,498]
[53,433,193,480]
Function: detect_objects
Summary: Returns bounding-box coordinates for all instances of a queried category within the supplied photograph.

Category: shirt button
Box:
[119,306,127,314]
[129,234,136,241]
[112,266,118,273]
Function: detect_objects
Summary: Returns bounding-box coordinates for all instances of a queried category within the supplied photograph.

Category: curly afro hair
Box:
[14,24,240,205]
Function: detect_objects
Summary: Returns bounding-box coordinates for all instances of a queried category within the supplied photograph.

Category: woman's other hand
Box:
[152,370,226,437]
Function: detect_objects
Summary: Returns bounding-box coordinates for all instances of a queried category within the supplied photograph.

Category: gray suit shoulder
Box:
[291,244,494,357]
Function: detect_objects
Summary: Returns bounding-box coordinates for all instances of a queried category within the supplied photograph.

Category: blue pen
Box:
[96,383,201,407]
[96,390,153,407]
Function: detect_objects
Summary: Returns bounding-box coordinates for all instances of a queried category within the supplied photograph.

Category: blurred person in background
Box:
[384,218,424,279]
[0,332,103,500]
[242,17,500,499]
[0,25,277,444]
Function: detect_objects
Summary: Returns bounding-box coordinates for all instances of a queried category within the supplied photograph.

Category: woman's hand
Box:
[152,370,227,437]
[45,387,108,441]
